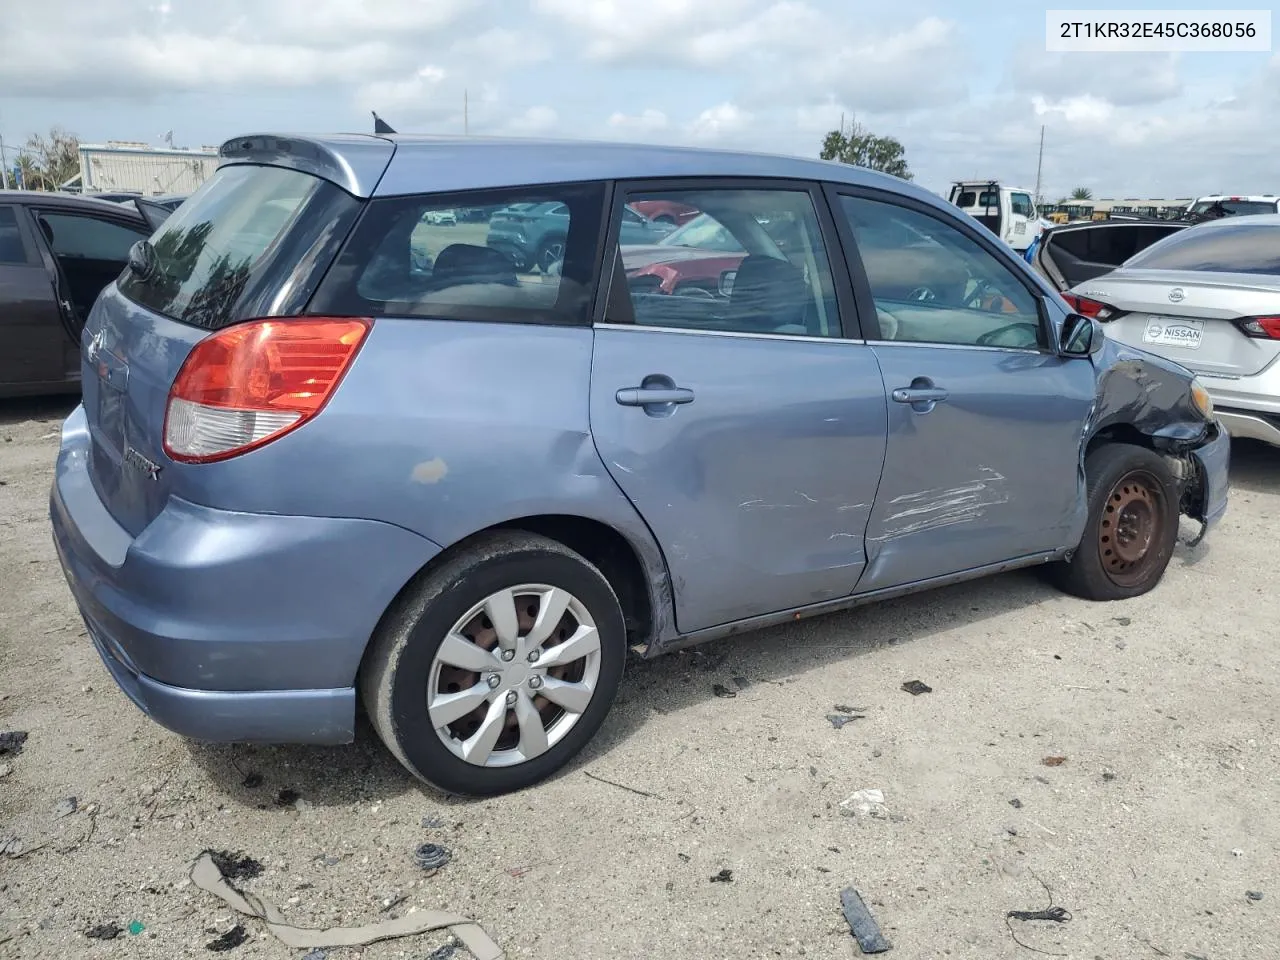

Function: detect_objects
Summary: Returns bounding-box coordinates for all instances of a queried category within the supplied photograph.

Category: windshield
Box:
[658,213,745,252]
[117,164,348,328]
[1189,200,1277,217]
[1124,220,1280,274]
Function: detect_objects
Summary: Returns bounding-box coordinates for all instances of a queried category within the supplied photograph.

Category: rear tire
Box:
[1049,443,1180,601]
[361,531,626,796]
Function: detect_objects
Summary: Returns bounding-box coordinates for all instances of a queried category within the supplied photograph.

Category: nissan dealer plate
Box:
[1143,317,1203,349]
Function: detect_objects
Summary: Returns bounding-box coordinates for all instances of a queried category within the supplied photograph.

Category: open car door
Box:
[1033,219,1187,290]
[131,198,174,232]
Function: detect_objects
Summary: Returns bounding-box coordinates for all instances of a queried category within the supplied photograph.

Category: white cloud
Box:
[687,102,753,141]
[607,109,671,134]
[533,0,758,63]
[504,106,560,135]
[1031,94,1115,126]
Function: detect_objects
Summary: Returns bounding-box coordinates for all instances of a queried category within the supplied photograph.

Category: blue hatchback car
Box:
[51,133,1229,796]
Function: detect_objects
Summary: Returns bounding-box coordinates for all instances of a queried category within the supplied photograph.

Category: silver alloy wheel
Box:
[426,584,602,768]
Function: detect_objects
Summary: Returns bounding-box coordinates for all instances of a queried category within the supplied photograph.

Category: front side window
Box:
[611,187,841,337]
[1124,221,1280,275]
[312,182,607,325]
[37,213,149,263]
[839,195,1044,350]
[1011,193,1034,218]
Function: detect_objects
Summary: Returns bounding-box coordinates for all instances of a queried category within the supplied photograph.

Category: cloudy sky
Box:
[1,0,1275,200]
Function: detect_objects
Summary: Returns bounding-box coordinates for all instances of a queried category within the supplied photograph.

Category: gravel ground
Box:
[1,396,1276,960]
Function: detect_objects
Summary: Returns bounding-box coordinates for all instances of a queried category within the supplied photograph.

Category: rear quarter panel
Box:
[176,318,672,623]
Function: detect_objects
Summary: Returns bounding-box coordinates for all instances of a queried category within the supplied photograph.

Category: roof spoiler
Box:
[217,134,396,198]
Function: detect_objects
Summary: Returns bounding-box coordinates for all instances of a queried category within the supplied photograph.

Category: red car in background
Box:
[628,199,701,226]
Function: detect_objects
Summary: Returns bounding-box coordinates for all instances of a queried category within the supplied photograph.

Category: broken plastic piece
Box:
[0,731,28,756]
[826,714,860,729]
[840,886,892,953]
[427,943,458,960]
[415,843,452,871]
[205,850,264,881]
[128,921,145,936]
[710,869,733,883]
[839,789,886,819]
[1246,890,1263,901]
[190,852,502,959]
[205,924,247,951]
[711,683,737,699]
[53,797,78,819]
[901,680,932,696]
[84,923,123,940]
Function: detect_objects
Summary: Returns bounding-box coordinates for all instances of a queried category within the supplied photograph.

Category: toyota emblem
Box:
[1167,287,1185,303]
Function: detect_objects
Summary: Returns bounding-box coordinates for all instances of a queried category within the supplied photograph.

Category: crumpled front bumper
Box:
[1185,419,1230,535]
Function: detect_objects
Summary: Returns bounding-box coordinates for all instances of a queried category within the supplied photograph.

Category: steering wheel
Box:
[976,322,1041,347]
[964,279,1007,311]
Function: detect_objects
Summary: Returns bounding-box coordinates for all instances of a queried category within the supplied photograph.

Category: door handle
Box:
[891,387,948,404]
[616,386,695,407]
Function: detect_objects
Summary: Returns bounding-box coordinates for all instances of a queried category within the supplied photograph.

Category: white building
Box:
[74,141,220,196]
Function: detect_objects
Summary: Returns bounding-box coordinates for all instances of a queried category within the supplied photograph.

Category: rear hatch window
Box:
[118,164,361,329]
[1124,221,1280,275]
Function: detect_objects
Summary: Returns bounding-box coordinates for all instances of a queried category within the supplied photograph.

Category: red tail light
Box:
[1238,316,1280,340]
[163,317,371,463]
[1061,293,1119,321]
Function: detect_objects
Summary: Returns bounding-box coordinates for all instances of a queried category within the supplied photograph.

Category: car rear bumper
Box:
[1188,420,1230,531]
[1199,365,1280,447]
[1215,409,1280,448]
[50,405,443,744]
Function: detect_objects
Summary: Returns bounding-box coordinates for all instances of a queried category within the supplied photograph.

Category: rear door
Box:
[589,179,888,634]
[78,158,371,537]
[0,204,66,387]
[1073,219,1280,379]
[828,185,1097,592]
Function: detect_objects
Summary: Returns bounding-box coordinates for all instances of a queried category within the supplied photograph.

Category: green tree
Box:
[819,119,912,181]
[18,127,80,191]
[1070,186,1093,201]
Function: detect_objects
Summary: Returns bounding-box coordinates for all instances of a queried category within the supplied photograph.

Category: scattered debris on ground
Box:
[426,942,459,960]
[834,704,865,714]
[240,772,263,789]
[0,762,11,778]
[190,852,503,958]
[1009,798,1024,809]
[421,815,446,829]
[52,796,78,819]
[274,788,300,807]
[1246,890,1263,901]
[205,850,264,881]
[583,770,662,799]
[83,923,123,940]
[127,921,144,936]
[826,714,861,730]
[710,869,733,883]
[839,885,892,953]
[205,924,249,952]
[901,680,932,696]
[712,683,737,699]
[0,731,28,756]
[1005,872,1071,955]
[1042,757,1067,767]
[1113,617,1132,626]
[839,789,886,819]
[300,951,327,960]
[415,843,452,871]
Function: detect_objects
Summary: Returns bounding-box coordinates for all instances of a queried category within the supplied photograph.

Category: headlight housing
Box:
[1190,378,1214,420]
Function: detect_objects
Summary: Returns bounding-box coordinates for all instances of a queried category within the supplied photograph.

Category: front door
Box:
[590,181,888,634]
[829,188,1097,593]
[0,204,67,387]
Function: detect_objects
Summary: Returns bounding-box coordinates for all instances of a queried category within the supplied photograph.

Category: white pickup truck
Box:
[947,180,1041,253]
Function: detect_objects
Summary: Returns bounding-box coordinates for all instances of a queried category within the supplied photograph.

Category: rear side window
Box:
[118,164,359,329]
[1124,221,1280,275]
[310,182,607,325]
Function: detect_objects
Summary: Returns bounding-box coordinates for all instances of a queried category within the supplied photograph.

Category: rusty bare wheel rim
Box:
[1099,470,1165,587]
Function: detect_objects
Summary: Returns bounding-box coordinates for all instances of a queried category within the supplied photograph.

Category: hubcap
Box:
[427,584,601,768]
[1098,471,1165,587]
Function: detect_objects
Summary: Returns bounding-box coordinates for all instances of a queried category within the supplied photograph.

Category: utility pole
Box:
[1033,124,1045,212]
[0,134,9,190]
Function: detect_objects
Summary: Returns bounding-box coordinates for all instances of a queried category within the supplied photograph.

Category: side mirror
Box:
[1059,312,1103,356]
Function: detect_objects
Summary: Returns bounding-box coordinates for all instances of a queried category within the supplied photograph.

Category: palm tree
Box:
[1070,187,1093,201]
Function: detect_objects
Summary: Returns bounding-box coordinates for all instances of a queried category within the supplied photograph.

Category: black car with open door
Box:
[0,191,168,399]
[1031,217,1189,292]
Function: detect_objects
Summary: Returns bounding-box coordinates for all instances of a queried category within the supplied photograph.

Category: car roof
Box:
[0,189,146,217]
[217,132,941,206]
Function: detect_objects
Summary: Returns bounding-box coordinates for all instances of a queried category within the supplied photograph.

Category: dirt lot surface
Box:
[1,396,1276,960]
